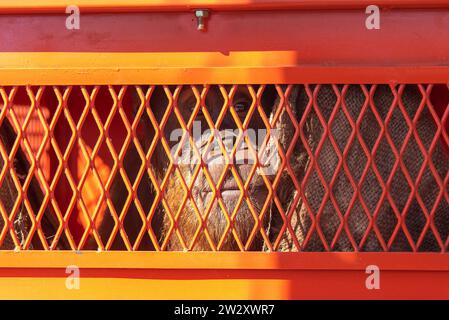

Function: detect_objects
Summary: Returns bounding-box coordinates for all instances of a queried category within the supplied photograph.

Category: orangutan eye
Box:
[234,101,250,113]
[188,103,205,118]
[187,101,197,113]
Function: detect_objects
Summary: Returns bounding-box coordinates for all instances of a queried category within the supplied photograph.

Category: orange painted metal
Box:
[1,251,449,270]
[0,8,448,84]
[1,268,449,299]
[1,252,448,299]
[0,2,449,300]
[1,53,449,85]
[0,0,448,13]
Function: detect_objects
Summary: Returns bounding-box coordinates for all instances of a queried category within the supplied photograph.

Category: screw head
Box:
[195,9,210,31]
[195,9,209,18]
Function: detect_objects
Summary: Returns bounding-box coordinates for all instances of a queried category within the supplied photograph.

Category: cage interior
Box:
[0,84,448,252]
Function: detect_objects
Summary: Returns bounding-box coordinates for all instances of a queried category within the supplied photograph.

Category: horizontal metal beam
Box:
[1,251,449,270]
[0,0,448,13]
[0,52,448,84]
[2,267,449,299]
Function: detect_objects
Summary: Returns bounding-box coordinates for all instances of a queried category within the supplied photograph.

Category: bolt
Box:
[195,9,210,31]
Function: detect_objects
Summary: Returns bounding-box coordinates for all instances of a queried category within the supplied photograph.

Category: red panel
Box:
[0,10,448,68]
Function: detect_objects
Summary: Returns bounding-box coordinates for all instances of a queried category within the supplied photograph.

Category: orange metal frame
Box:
[0,1,449,299]
[0,0,448,12]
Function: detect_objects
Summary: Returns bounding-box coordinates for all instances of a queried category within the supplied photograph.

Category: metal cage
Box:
[0,0,449,299]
